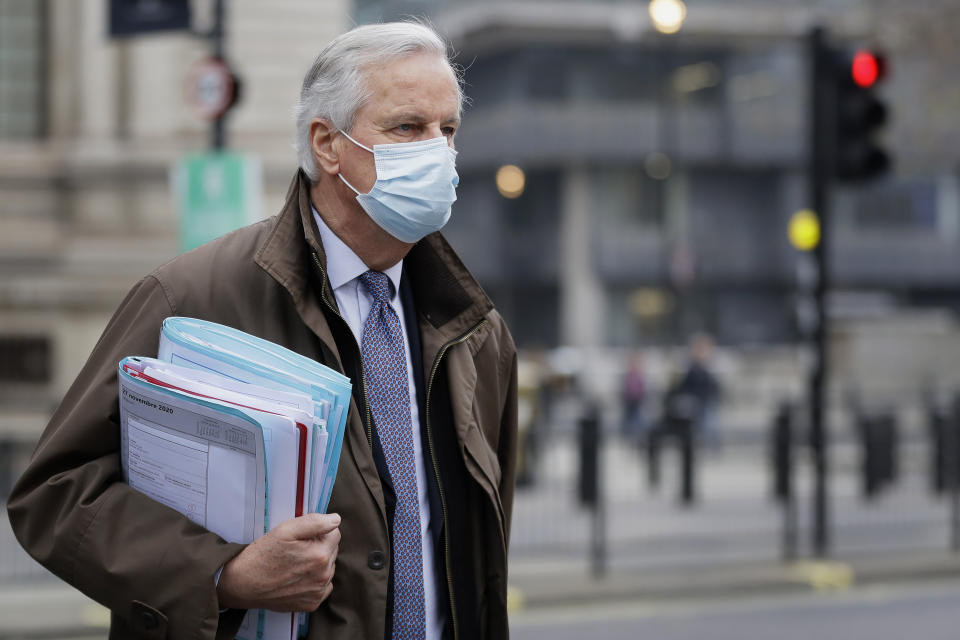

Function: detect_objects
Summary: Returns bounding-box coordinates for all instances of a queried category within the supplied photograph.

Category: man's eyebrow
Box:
[385,112,428,125]
[382,112,462,127]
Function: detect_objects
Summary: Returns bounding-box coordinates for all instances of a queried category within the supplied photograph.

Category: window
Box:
[588,165,664,230]
[850,181,938,232]
[0,336,51,384]
[501,169,561,282]
[0,0,46,139]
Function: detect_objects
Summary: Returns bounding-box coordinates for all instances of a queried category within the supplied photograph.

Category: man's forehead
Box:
[369,51,455,81]
[361,56,461,124]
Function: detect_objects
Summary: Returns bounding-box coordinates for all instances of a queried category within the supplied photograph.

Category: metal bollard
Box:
[578,406,600,507]
[859,413,877,499]
[930,406,950,494]
[878,413,897,486]
[647,423,662,490]
[860,410,898,500]
[577,402,606,577]
[679,415,696,506]
[772,403,793,502]
[950,396,960,552]
[771,402,797,561]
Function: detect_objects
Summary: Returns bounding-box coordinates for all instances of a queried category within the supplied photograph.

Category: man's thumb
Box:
[285,513,341,539]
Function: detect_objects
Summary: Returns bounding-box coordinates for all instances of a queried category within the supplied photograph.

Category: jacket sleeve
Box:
[5,275,247,640]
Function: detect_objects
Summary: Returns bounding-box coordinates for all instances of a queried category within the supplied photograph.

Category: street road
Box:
[510,579,960,640]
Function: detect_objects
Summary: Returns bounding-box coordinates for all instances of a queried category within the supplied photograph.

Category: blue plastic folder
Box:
[156,317,352,515]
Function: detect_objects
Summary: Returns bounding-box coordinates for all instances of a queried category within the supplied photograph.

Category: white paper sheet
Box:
[127,416,209,527]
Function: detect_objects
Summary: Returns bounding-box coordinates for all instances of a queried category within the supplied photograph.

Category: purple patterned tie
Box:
[359,270,426,640]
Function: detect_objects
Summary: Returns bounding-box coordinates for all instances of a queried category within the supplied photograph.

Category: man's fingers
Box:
[315,544,338,582]
[281,513,342,539]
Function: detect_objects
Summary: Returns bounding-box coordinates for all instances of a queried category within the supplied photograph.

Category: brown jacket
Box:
[7,172,518,640]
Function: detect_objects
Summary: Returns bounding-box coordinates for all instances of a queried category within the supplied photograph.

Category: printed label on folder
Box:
[127,416,209,527]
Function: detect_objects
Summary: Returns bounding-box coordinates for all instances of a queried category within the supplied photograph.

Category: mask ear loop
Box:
[339,130,374,153]
[336,130,374,195]
[337,173,363,195]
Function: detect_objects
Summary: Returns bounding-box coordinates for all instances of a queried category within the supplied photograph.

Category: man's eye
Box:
[396,124,413,132]
[441,126,456,137]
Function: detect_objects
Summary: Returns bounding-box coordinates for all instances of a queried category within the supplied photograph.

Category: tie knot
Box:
[359,270,393,304]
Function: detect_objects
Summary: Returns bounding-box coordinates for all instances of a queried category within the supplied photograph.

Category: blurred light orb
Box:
[851,50,882,88]
[496,164,526,199]
[630,288,672,318]
[644,152,672,181]
[789,209,820,252]
[649,0,687,35]
[729,71,778,102]
[672,61,720,94]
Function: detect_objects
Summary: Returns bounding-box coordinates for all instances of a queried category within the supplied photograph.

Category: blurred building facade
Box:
[358,0,960,352]
[4,0,960,453]
[0,0,347,454]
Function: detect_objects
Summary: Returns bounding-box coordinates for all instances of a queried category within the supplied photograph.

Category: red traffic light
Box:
[851,50,885,88]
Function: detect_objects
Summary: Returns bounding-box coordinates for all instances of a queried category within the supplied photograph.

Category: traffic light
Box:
[833,48,890,181]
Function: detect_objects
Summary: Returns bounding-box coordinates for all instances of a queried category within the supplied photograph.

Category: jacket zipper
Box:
[311,252,373,448]
[424,318,487,640]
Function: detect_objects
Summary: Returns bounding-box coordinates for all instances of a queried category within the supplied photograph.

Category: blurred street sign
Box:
[109,0,190,37]
[173,152,262,253]
[184,57,238,121]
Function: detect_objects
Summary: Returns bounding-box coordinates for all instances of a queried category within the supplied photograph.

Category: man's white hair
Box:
[294,21,463,182]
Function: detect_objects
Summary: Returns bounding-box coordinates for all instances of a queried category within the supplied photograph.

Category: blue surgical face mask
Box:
[337,131,459,243]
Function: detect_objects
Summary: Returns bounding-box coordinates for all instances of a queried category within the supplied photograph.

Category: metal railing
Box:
[509,391,960,578]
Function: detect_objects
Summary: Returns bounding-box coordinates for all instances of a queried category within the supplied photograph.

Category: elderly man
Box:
[7,22,517,640]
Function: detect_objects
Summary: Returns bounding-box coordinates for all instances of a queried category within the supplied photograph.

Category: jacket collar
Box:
[255,170,494,346]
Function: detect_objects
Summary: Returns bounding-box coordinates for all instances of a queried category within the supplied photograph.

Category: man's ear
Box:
[310,119,340,176]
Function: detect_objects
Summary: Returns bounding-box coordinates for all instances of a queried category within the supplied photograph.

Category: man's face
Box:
[336,53,461,194]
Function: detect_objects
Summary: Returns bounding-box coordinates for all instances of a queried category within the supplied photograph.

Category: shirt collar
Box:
[312,206,403,300]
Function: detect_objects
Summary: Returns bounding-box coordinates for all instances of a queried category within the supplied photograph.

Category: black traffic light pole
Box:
[210,0,226,151]
[807,27,891,558]
[808,26,832,558]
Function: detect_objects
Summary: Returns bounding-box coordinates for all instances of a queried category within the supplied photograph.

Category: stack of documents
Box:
[117,317,352,640]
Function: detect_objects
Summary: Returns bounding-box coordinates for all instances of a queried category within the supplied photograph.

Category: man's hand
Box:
[217,513,341,612]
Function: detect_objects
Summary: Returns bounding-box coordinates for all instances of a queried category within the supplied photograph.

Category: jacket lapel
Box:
[405,235,506,541]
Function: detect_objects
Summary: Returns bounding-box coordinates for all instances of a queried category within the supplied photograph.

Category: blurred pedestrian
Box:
[678,332,722,450]
[621,351,647,444]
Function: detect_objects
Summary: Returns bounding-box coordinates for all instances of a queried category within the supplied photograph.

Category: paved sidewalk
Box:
[0,582,108,639]
[4,437,960,637]
[508,549,960,611]
[2,550,959,638]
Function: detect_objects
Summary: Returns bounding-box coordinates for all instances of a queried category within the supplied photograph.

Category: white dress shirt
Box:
[313,208,442,639]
